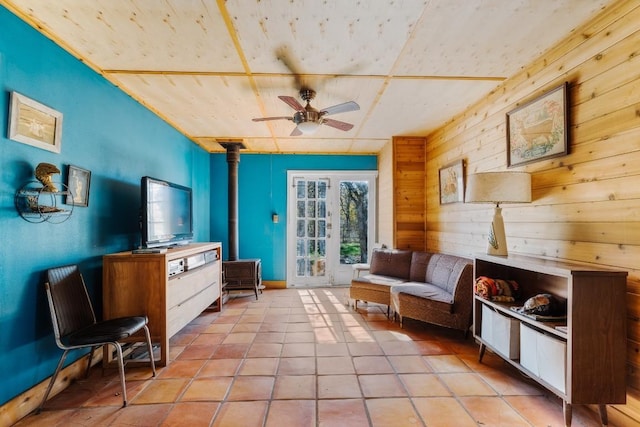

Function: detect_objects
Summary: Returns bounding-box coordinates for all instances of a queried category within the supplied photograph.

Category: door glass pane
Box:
[340,181,369,265]
[307,201,316,217]
[318,200,326,218]
[307,220,316,238]
[318,220,326,238]
[318,181,327,198]
[307,181,316,198]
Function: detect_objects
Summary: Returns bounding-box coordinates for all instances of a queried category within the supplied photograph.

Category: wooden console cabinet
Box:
[473,253,627,426]
[103,242,222,366]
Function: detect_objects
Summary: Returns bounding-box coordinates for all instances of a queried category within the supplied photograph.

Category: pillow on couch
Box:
[369,249,412,280]
[410,251,432,282]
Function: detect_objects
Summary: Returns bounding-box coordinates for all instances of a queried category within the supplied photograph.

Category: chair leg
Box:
[85,346,96,379]
[113,342,128,407]
[38,350,69,414]
[143,325,156,377]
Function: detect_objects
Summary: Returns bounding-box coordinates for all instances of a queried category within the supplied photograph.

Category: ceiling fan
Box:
[252,88,360,136]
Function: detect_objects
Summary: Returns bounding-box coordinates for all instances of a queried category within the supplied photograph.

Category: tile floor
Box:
[17,287,606,426]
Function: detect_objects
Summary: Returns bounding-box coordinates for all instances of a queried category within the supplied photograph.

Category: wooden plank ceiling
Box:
[2,0,612,153]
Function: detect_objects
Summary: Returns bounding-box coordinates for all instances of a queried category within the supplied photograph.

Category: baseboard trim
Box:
[0,353,94,426]
[263,280,286,289]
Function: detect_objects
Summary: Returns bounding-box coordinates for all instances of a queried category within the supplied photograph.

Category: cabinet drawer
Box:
[520,323,566,393]
[167,262,218,308]
[167,283,219,337]
[481,304,520,359]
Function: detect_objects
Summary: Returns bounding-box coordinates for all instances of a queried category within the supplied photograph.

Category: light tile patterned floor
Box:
[17,287,606,426]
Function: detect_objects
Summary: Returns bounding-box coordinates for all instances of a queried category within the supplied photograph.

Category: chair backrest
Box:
[45,265,96,344]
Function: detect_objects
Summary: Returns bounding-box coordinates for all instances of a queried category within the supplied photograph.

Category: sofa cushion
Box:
[409,251,432,282]
[369,249,412,280]
[425,254,472,295]
[391,283,454,313]
[352,274,406,291]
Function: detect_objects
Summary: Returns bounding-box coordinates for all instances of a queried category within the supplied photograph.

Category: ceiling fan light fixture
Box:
[297,121,320,134]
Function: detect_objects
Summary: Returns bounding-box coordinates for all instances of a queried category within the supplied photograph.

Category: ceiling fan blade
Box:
[323,118,354,131]
[290,127,302,136]
[275,45,307,91]
[320,101,360,116]
[278,96,305,111]
[252,116,292,122]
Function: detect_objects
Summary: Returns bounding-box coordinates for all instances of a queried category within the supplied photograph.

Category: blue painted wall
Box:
[0,7,210,405]
[210,153,377,280]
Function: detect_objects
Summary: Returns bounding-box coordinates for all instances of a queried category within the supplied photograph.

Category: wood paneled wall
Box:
[393,136,427,250]
[425,0,640,423]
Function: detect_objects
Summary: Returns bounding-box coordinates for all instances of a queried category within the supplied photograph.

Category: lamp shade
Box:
[465,172,531,204]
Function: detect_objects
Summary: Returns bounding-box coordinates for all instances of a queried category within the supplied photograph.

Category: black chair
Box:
[38,265,156,412]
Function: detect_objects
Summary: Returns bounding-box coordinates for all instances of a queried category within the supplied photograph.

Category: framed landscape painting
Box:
[506,82,568,167]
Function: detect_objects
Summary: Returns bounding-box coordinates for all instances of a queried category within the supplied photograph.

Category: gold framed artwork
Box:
[8,91,63,153]
[439,159,464,204]
[66,165,91,207]
[506,82,568,167]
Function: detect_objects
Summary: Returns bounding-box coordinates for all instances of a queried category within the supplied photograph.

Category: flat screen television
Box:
[140,176,193,248]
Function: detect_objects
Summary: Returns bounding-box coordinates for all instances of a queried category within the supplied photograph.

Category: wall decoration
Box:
[8,91,63,153]
[439,159,464,204]
[506,82,568,167]
[66,165,91,207]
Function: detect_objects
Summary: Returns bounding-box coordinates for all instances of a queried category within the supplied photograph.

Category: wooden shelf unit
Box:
[103,242,222,366]
[473,253,627,426]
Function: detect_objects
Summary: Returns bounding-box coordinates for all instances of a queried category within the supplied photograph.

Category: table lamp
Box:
[465,172,531,256]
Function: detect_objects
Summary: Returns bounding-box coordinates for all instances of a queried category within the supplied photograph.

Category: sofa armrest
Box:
[451,262,474,313]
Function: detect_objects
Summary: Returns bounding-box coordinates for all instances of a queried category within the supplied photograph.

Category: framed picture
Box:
[439,159,464,204]
[506,82,568,167]
[66,165,91,207]
[8,91,63,153]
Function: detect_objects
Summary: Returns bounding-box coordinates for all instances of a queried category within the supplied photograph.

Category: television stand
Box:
[103,242,222,366]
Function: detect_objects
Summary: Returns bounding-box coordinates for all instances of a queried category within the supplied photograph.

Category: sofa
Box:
[350,249,474,334]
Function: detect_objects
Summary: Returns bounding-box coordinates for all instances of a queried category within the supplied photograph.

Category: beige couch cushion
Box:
[391,283,454,314]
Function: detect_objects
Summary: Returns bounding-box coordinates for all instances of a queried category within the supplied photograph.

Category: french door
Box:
[286,171,377,287]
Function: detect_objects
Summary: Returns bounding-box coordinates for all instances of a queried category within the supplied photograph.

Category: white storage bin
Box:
[519,323,566,393]
[481,304,520,359]
[519,323,539,374]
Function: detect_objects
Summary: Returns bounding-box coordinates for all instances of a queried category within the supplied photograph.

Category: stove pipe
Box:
[220,142,245,261]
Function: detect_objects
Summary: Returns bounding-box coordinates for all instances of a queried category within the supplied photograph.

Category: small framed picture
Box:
[66,165,91,207]
[506,82,568,167]
[439,159,465,204]
[8,91,63,153]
